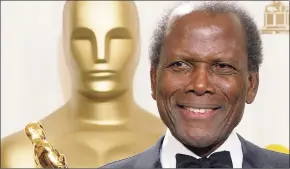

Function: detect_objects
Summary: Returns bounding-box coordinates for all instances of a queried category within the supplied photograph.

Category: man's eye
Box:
[214,63,236,75]
[170,61,188,67]
[169,61,191,71]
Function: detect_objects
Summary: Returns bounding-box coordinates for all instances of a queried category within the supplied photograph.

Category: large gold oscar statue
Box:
[1,1,166,168]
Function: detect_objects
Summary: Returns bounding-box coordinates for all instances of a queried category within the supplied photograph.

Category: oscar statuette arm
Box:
[24,122,68,168]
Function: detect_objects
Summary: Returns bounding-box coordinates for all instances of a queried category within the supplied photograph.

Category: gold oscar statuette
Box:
[24,122,68,168]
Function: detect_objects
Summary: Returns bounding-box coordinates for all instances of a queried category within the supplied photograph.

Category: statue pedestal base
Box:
[261,26,289,34]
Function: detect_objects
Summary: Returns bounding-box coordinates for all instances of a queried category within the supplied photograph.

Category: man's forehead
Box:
[69,1,136,30]
[166,13,244,44]
[165,2,243,35]
[163,5,246,55]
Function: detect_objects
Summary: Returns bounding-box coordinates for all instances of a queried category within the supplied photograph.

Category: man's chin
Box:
[176,128,219,148]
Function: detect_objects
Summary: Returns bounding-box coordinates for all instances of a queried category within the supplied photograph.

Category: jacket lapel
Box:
[238,135,255,168]
[134,136,164,168]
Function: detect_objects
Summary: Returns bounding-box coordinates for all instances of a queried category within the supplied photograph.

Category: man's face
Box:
[151,12,259,148]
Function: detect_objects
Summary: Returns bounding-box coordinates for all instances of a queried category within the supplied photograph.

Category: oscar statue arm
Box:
[24,122,68,168]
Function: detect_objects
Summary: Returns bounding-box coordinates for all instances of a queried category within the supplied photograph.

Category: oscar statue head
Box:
[63,1,140,100]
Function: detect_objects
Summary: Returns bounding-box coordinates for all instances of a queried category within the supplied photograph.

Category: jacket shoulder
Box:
[261,149,289,168]
[238,135,289,168]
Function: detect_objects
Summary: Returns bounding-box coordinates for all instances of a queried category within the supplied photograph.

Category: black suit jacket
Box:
[101,134,289,168]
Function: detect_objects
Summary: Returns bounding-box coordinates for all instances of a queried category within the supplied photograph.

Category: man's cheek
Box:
[214,77,246,101]
[158,73,186,95]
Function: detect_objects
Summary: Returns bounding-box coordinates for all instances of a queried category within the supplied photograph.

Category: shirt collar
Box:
[160,128,243,168]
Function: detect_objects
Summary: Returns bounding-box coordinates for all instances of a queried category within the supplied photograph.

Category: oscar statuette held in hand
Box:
[24,122,68,168]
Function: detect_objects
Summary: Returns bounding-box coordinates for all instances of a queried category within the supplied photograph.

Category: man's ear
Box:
[246,71,259,104]
[150,67,157,100]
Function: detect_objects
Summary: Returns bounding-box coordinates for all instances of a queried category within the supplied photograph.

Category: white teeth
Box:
[187,108,213,113]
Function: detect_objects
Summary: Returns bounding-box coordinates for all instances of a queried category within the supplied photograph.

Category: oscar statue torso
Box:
[1,103,165,168]
[1,1,166,168]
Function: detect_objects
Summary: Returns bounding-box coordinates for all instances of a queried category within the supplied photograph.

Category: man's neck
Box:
[184,140,226,157]
[68,89,137,130]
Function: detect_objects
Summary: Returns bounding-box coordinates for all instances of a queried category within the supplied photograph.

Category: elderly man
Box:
[102,1,289,168]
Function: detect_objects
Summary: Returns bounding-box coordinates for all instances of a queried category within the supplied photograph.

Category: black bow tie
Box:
[176,151,233,168]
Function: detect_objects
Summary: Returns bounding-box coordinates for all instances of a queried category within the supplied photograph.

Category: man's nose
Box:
[184,65,215,95]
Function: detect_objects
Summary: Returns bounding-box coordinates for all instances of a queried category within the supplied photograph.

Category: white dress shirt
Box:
[160,129,243,168]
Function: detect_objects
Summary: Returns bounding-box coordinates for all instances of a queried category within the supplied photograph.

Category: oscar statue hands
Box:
[24,122,68,168]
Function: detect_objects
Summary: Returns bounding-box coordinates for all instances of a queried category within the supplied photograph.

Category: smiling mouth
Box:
[177,104,221,119]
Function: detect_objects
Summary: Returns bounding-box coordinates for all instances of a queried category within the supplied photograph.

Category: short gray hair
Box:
[149,1,263,72]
